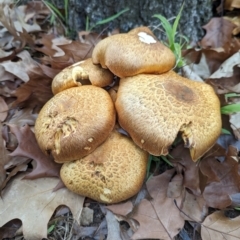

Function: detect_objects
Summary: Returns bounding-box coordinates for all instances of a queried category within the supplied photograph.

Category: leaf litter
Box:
[0,1,240,240]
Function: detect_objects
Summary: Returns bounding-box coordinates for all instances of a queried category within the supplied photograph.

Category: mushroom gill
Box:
[115,71,222,161]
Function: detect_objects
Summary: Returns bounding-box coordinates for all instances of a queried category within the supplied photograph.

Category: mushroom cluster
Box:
[35,27,221,204]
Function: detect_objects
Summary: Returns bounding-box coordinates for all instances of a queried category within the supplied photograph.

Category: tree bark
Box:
[52,0,212,43]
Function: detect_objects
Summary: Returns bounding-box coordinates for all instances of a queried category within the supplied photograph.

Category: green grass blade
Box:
[221,128,232,135]
[160,155,173,166]
[64,0,69,23]
[89,8,129,31]
[146,155,153,179]
[178,34,189,45]
[153,14,174,46]
[172,3,184,38]
[224,93,240,102]
[43,1,65,22]
[86,15,90,31]
[49,14,55,25]
[47,224,55,234]
[221,103,240,114]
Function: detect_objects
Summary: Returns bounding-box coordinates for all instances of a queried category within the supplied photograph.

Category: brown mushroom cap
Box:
[52,58,114,95]
[92,27,176,78]
[60,130,149,203]
[35,85,116,163]
[115,71,222,161]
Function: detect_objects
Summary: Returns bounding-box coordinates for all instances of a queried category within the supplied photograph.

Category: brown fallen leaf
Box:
[130,169,184,240]
[8,124,61,179]
[0,96,8,121]
[0,161,29,192]
[0,173,85,240]
[0,122,10,186]
[225,16,240,35]
[201,17,236,48]
[105,209,122,240]
[35,34,72,59]
[208,51,240,94]
[229,112,240,140]
[200,146,240,208]
[13,66,53,110]
[23,1,50,23]
[170,144,201,196]
[35,34,93,67]
[224,0,240,10]
[183,45,240,81]
[208,66,240,95]
[201,210,240,240]
[0,219,22,239]
[8,108,38,127]
[107,201,133,216]
[0,51,38,82]
[180,191,208,222]
[0,5,35,62]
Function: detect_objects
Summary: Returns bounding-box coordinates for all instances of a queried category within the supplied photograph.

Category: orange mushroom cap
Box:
[52,58,114,95]
[92,27,176,78]
[35,85,116,163]
[60,130,148,203]
[115,71,222,161]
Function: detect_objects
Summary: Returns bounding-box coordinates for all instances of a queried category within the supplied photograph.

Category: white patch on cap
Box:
[103,188,111,194]
[138,32,157,44]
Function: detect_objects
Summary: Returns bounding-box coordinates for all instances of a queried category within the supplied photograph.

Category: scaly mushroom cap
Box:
[115,71,222,161]
[92,27,176,78]
[35,85,116,163]
[52,58,114,95]
[60,130,149,203]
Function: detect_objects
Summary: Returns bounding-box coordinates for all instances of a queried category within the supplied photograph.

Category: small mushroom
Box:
[52,58,114,95]
[35,85,116,163]
[60,130,149,203]
[92,27,176,78]
[115,71,222,161]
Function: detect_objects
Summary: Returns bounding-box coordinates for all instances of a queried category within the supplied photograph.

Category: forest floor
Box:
[1,0,240,240]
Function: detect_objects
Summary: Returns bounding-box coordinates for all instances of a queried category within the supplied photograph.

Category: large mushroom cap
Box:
[35,85,116,163]
[92,27,176,78]
[115,71,222,161]
[60,130,149,204]
[52,58,114,95]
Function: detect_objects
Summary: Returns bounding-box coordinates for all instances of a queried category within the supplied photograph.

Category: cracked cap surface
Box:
[92,27,176,78]
[35,85,116,163]
[115,71,222,161]
[60,130,149,203]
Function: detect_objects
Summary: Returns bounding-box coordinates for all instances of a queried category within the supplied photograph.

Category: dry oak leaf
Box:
[224,0,240,10]
[35,34,92,67]
[209,50,240,80]
[12,65,54,110]
[201,210,240,240]
[0,51,38,82]
[170,143,201,196]
[201,17,236,48]
[0,173,84,240]
[130,169,184,240]
[8,108,38,127]
[8,124,61,179]
[0,5,35,61]
[183,46,239,81]
[200,146,240,209]
[180,191,208,222]
[0,122,10,187]
[0,96,8,121]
